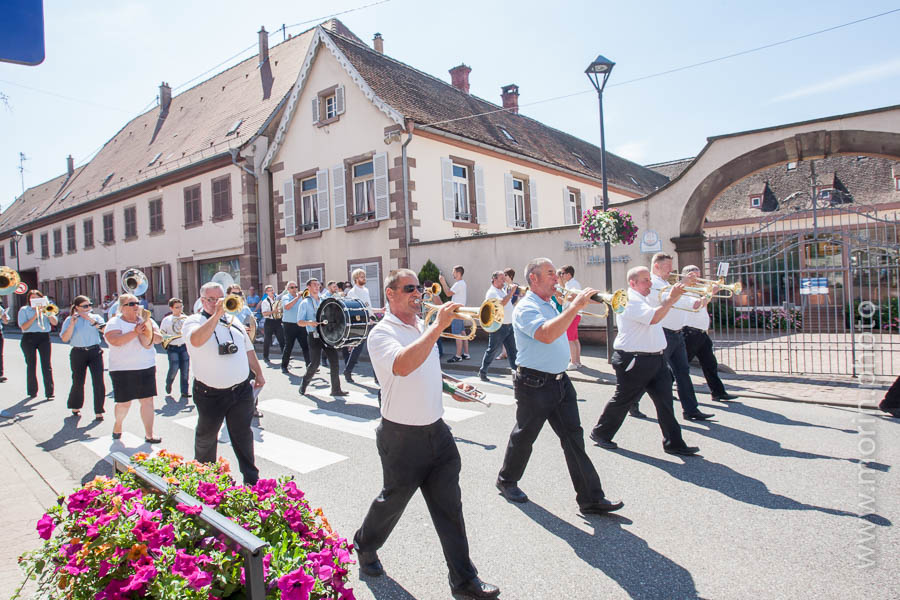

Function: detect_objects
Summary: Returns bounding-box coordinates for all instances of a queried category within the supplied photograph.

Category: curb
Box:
[2,419,79,502]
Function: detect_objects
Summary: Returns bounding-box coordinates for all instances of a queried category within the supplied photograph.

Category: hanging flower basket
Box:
[579,208,638,246]
[16,450,355,600]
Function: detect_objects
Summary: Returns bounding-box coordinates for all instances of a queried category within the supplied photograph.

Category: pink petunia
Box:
[36,513,55,539]
[176,503,203,515]
[277,568,315,600]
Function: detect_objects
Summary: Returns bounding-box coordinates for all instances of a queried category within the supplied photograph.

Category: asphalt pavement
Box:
[1,332,898,599]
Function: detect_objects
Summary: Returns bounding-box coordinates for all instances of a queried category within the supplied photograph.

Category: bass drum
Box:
[316,297,373,348]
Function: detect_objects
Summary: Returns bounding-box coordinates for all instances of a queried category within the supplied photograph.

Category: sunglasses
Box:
[77,304,93,308]
[123,302,140,307]
[400,284,425,294]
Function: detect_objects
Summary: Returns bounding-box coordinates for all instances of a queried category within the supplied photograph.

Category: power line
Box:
[422,7,900,128]
[0,79,133,113]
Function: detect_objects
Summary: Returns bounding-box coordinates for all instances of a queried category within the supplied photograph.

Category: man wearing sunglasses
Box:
[353,269,500,599]
[298,278,346,397]
[279,281,310,373]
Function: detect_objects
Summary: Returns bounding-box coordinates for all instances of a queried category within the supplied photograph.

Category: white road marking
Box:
[80,432,161,463]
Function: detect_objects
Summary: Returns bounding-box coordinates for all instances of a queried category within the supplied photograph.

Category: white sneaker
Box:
[566,362,578,371]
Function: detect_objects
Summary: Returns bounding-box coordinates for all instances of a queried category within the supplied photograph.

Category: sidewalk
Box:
[0,417,79,599]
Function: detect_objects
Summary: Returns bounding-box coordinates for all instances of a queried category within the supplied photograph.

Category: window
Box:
[212,176,232,219]
[124,206,137,239]
[226,119,243,136]
[102,172,114,188]
[0,246,4,263]
[313,85,344,125]
[148,152,162,166]
[751,196,762,208]
[786,161,797,171]
[41,233,49,258]
[26,233,33,254]
[565,190,580,225]
[66,224,76,253]
[499,127,516,143]
[452,164,470,221]
[348,259,382,309]
[513,178,527,227]
[9,239,15,258]
[149,198,164,233]
[53,228,62,256]
[894,176,900,192]
[103,213,114,244]
[352,160,375,222]
[105,270,117,298]
[297,177,318,231]
[184,184,202,226]
[325,95,337,119]
[297,265,324,291]
[83,219,94,248]
[573,153,587,168]
[149,264,171,304]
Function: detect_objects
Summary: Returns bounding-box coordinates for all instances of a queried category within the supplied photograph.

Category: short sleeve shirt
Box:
[485,285,513,324]
[614,288,667,353]
[298,296,321,333]
[18,306,51,333]
[280,293,302,323]
[650,274,684,331]
[449,280,467,306]
[62,313,105,347]
[513,291,571,374]
[105,315,158,371]
[182,313,252,388]
[160,315,186,346]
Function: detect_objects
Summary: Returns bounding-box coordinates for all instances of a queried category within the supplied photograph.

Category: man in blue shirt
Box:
[298,279,346,397]
[495,257,622,515]
[279,281,309,373]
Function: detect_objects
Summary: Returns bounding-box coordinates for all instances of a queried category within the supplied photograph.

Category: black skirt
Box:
[110,366,157,403]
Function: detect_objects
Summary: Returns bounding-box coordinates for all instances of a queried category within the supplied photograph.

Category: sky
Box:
[2,0,900,212]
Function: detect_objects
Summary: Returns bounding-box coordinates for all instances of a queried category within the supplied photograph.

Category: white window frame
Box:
[513,178,527,228]
[298,266,324,289]
[299,177,318,231]
[566,190,579,224]
[452,164,471,222]
[786,161,797,171]
[325,94,337,120]
[751,196,761,208]
[352,160,375,222]
[895,177,900,191]
[349,260,382,309]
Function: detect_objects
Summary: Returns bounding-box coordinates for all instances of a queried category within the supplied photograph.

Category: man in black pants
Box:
[591,266,701,456]
[496,257,622,514]
[679,265,738,402]
[354,269,499,599]
[258,285,284,362]
[297,279,346,397]
[879,375,900,418]
[279,281,309,373]
[0,301,8,382]
[182,282,266,485]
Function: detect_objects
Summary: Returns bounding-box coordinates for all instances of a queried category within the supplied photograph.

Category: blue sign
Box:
[800,277,828,295]
[0,0,45,66]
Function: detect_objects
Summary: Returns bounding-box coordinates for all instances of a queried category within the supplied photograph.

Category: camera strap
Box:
[201,311,237,346]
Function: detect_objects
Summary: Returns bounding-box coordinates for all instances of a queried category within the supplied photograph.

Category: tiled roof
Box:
[0,23,322,235]
[646,157,694,180]
[706,155,900,222]
[326,32,670,196]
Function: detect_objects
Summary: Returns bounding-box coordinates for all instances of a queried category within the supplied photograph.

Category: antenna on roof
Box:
[18,152,28,196]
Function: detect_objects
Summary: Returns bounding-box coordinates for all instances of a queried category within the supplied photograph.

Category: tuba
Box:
[0,267,21,295]
[121,268,148,296]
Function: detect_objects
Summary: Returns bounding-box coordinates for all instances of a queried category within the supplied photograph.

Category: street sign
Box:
[0,0,45,66]
[800,277,828,295]
[716,262,730,278]
[14,282,28,294]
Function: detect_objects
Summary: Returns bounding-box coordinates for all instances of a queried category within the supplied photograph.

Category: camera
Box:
[218,341,239,355]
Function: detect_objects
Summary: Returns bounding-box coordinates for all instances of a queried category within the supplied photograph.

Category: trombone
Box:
[421,298,505,340]
[554,285,628,319]
[37,303,59,327]
[665,273,743,299]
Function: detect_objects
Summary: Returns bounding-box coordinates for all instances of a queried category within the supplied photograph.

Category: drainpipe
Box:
[230,148,256,178]
[401,119,414,267]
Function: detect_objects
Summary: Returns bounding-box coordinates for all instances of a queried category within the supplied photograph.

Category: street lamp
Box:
[585,55,616,361]
[12,230,23,272]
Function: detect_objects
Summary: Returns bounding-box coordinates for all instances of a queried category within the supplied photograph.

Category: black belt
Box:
[517,366,565,380]
[683,326,706,334]
[195,377,250,393]
[663,327,684,334]
[73,344,101,351]
[618,350,663,356]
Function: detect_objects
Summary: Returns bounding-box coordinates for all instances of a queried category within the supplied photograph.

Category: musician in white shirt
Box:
[477,271,517,381]
[343,268,373,383]
[159,298,190,399]
[258,285,284,362]
[590,267,700,456]
[439,265,469,363]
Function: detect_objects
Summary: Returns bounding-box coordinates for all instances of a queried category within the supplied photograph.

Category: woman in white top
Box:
[103,293,162,443]
[159,297,190,398]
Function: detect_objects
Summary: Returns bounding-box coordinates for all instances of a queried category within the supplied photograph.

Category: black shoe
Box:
[253,409,263,418]
[495,478,528,503]
[713,393,738,401]
[665,445,700,456]
[461,353,471,360]
[628,408,647,418]
[357,550,384,577]
[331,390,349,397]
[452,576,500,599]
[165,382,172,395]
[0,376,7,382]
[479,371,489,382]
[344,372,354,384]
[112,432,122,440]
[879,405,900,418]
[447,356,462,363]
[145,436,162,444]
[300,380,309,395]
[579,498,624,514]
[281,368,289,374]
[589,430,618,449]
[684,411,714,421]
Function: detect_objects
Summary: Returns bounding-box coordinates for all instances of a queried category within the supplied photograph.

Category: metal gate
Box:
[704,201,900,377]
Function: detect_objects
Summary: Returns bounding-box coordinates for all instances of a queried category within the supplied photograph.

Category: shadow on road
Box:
[358,573,418,600]
[156,395,194,418]
[37,414,103,451]
[515,501,699,599]
[0,396,54,425]
[710,401,856,433]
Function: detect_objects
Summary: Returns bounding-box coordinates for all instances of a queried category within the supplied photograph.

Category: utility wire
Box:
[422,7,900,128]
[0,79,133,113]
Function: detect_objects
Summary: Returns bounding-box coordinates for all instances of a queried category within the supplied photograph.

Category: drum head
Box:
[317,297,372,348]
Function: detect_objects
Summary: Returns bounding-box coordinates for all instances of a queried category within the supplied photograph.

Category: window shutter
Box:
[529,179,539,228]
[316,169,330,230]
[283,181,296,237]
[335,85,345,115]
[441,157,455,221]
[144,266,154,303]
[563,187,573,225]
[311,97,319,124]
[164,264,172,301]
[504,173,515,228]
[366,263,381,308]
[332,164,347,227]
[474,165,487,224]
[595,194,602,209]
[373,152,389,221]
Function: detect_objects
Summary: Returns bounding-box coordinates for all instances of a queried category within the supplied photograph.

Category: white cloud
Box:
[613,140,648,163]
[770,57,900,103]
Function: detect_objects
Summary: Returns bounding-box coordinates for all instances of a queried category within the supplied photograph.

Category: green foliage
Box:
[417,259,448,301]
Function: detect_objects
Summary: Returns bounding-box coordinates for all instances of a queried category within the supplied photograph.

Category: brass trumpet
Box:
[161,315,186,349]
[224,294,245,313]
[422,298,505,340]
[665,273,743,299]
[422,282,441,302]
[554,285,628,319]
[37,303,59,327]
[442,373,490,407]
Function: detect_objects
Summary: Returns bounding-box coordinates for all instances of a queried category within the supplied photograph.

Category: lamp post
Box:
[585,55,616,361]
[13,230,23,272]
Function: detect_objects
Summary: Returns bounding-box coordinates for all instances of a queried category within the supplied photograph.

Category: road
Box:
[2,334,898,599]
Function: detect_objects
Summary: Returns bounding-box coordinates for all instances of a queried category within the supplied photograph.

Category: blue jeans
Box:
[479,323,517,374]
[166,344,190,396]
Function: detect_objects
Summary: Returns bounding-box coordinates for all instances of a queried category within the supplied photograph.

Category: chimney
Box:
[373,32,383,54]
[501,84,519,114]
[449,64,471,94]
[258,26,269,65]
[66,155,74,177]
[159,81,171,115]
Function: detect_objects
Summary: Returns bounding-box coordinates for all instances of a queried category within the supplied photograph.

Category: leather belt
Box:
[195,377,250,393]
[73,344,101,351]
[683,326,705,333]
[619,350,663,356]
[517,366,565,380]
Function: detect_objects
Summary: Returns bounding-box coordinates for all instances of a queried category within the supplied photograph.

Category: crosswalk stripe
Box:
[259,398,379,439]
[80,433,162,463]
[173,416,347,474]
[325,389,486,421]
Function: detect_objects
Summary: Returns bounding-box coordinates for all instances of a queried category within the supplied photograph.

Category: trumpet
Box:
[0,266,21,295]
[224,294,245,313]
[442,373,490,407]
[421,298,504,340]
[37,303,59,327]
[301,289,311,299]
[554,285,628,319]
[666,273,743,298]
